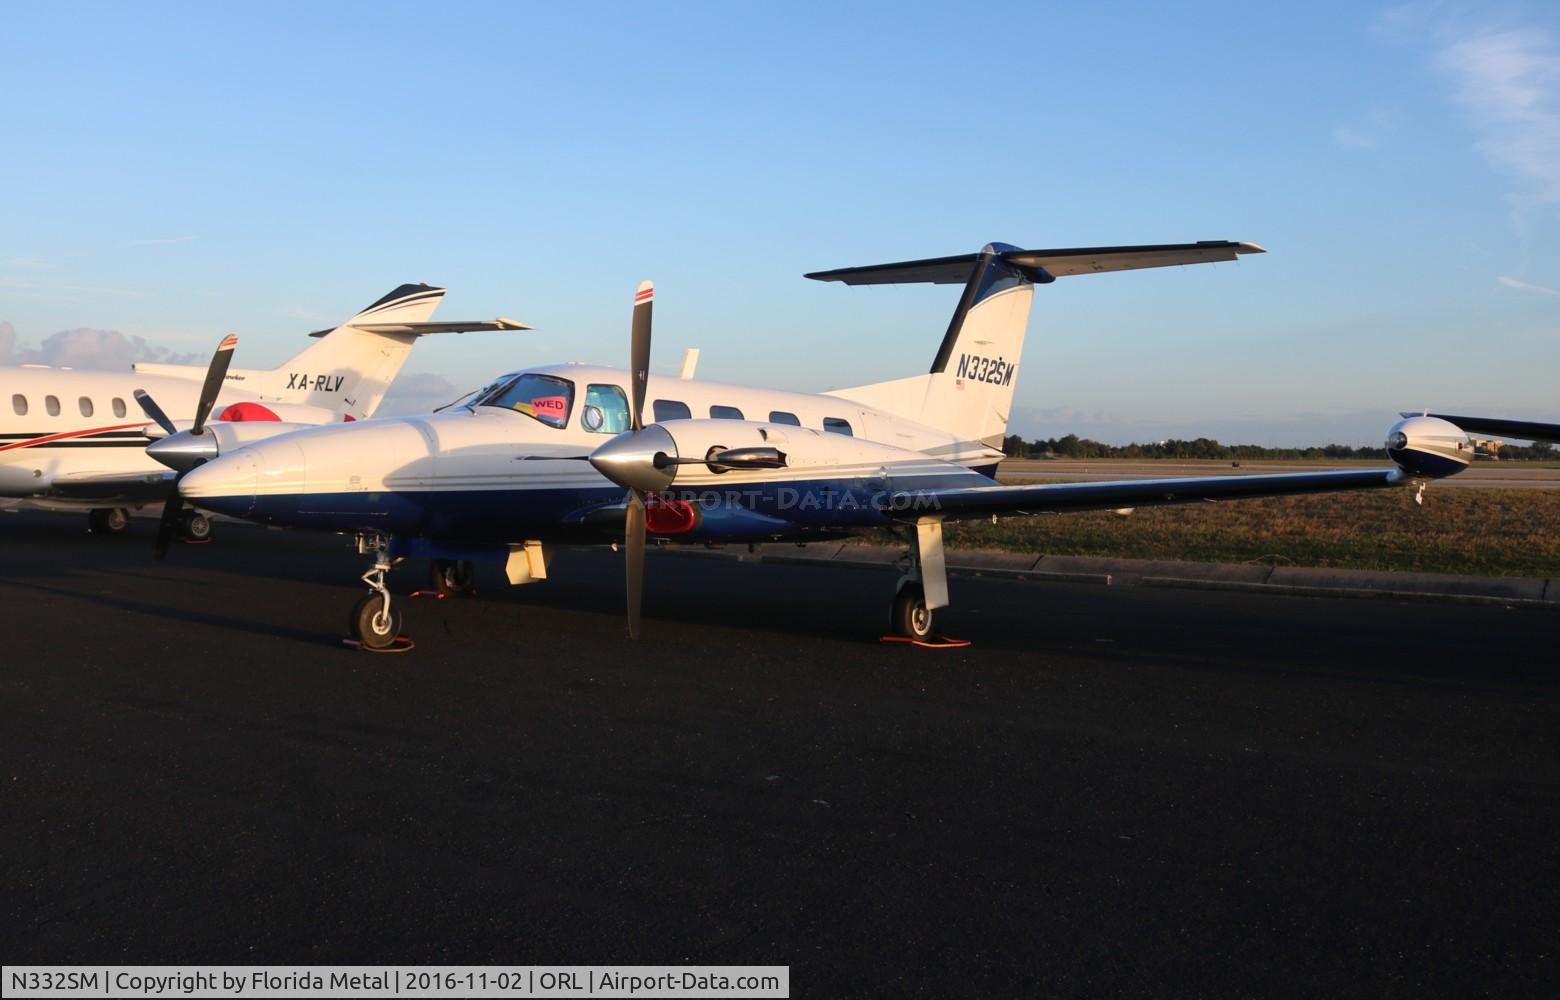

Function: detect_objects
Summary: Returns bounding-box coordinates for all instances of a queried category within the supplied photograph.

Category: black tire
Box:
[88,507,130,535]
[350,593,403,649]
[891,582,933,639]
[180,511,212,541]
[430,559,474,595]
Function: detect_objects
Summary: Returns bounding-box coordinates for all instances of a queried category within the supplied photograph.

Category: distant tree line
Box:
[1003,434,1556,461]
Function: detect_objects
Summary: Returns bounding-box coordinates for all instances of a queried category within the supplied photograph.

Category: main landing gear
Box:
[884,519,967,647]
[349,534,406,650]
[87,507,130,535]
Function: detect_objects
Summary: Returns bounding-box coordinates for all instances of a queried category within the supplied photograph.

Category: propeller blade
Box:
[191,334,238,435]
[132,389,178,437]
[153,481,184,561]
[630,281,652,432]
[515,454,592,462]
[625,490,646,640]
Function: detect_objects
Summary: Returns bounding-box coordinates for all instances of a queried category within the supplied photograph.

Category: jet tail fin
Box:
[136,284,529,419]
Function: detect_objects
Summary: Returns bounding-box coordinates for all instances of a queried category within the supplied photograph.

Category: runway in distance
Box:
[163,241,1472,646]
[0,283,527,539]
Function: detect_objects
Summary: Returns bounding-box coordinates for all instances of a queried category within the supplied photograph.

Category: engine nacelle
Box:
[145,420,323,473]
[1386,416,1471,478]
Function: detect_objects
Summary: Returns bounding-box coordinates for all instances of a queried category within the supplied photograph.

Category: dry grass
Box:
[858,488,1560,578]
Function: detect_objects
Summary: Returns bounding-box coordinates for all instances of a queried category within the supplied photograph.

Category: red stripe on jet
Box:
[0,421,151,453]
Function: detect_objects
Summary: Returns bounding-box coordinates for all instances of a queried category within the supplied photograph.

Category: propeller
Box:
[623,281,654,638]
[133,333,238,559]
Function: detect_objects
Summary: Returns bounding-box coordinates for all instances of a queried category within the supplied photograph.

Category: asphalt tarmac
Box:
[2,510,1556,996]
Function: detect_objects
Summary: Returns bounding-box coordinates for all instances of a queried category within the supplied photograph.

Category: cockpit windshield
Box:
[476,373,575,429]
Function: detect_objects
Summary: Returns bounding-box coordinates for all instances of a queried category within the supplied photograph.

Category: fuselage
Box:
[178,363,1004,545]
[0,365,339,502]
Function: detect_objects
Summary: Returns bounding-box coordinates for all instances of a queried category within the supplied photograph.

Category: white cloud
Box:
[0,326,204,369]
[1498,274,1560,295]
[1434,26,1560,205]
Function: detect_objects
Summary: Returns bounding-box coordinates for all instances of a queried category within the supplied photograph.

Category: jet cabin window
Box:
[653,399,691,422]
[79,396,94,417]
[45,395,60,417]
[823,416,853,436]
[112,397,127,418]
[710,405,744,420]
[11,394,25,416]
[477,373,574,429]
[582,384,631,434]
[768,410,800,426]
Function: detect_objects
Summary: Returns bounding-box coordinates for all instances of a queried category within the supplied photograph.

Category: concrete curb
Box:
[657,543,1559,608]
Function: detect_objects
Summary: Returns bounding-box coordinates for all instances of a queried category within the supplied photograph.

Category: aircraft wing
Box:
[1418,413,1560,445]
[43,469,177,504]
[308,318,531,338]
[805,241,1265,285]
[879,468,1403,521]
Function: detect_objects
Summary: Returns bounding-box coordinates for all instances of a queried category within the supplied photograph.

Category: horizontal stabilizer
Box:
[308,318,531,338]
[806,241,1264,285]
[1411,413,1560,445]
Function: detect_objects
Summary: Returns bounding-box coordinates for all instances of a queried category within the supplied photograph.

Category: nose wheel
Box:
[350,592,404,649]
[347,537,409,650]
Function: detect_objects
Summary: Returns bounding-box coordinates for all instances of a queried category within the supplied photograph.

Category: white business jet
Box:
[0,283,526,541]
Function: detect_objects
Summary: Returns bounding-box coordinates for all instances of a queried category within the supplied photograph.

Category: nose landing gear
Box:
[347,534,409,651]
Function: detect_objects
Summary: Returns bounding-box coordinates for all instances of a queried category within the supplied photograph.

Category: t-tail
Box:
[813,239,1263,456]
[134,284,528,419]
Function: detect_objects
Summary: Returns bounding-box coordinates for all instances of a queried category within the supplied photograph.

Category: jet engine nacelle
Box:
[1385,416,1471,478]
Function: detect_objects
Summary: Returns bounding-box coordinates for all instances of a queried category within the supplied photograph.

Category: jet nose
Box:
[178,450,259,519]
[589,424,678,492]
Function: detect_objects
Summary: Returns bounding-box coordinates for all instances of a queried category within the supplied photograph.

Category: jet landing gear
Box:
[347,534,411,651]
[422,559,476,598]
[87,507,130,535]
[180,510,212,542]
[884,519,969,649]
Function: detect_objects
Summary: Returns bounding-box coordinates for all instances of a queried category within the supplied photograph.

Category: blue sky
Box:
[2,1,1557,444]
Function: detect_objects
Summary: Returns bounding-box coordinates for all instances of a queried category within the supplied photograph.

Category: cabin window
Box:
[112,397,127,418]
[582,384,631,434]
[45,395,60,417]
[79,396,94,417]
[710,405,744,420]
[653,399,691,422]
[475,372,575,429]
[823,416,853,436]
[10,394,25,416]
[768,410,800,426]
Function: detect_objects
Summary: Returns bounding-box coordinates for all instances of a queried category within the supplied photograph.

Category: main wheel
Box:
[88,507,130,535]
[429,559,474,595]
[180,511,212,541]
[350,593,403,649]
[891,582,933,639]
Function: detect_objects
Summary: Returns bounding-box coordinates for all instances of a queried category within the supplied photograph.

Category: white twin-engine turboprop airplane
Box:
[164,241,1471,647]
[0,283,526,540]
